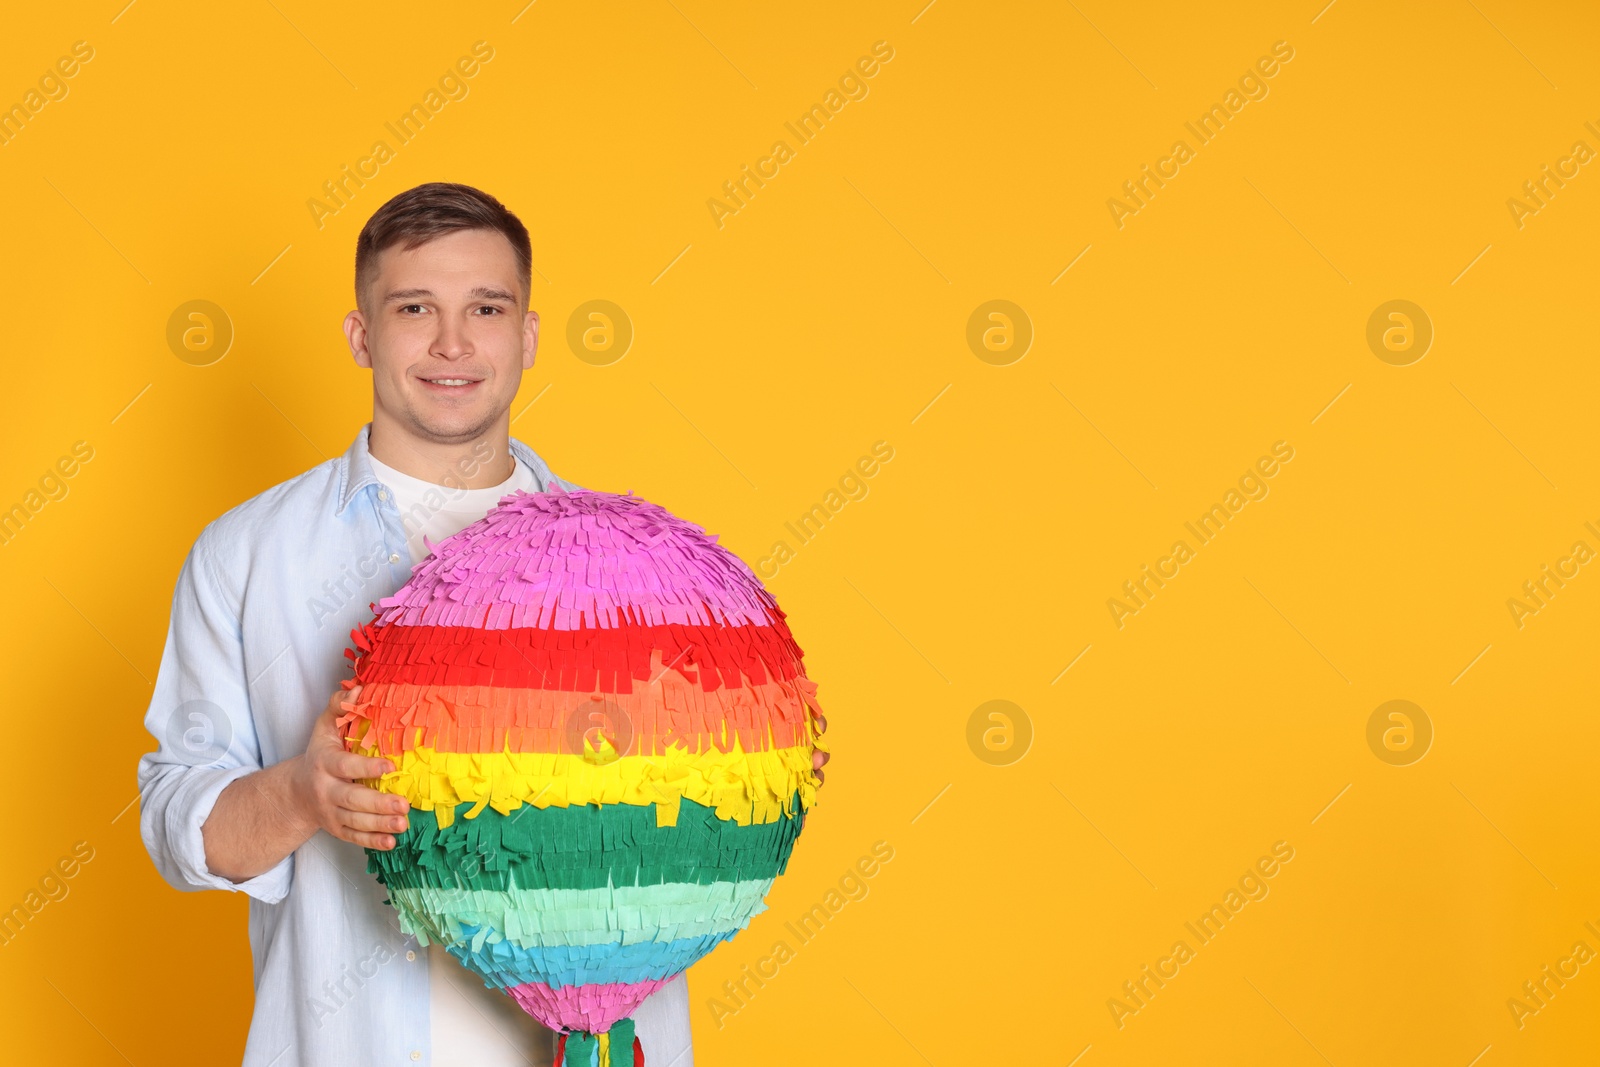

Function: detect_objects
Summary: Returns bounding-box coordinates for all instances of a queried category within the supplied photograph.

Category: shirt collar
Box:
[335,421,545,515]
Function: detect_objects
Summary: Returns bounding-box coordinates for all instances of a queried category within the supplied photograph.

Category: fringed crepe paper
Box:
[337,486,825,1067]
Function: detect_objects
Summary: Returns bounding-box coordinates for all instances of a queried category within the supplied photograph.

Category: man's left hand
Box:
[812,713,830,786]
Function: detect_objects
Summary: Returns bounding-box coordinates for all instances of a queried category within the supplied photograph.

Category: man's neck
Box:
[367,414,516,488]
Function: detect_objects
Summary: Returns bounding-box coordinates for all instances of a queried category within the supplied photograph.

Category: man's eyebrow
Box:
[382,286,520,304]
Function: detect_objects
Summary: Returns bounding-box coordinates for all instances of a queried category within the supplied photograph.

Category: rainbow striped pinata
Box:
[336,486,825,1066]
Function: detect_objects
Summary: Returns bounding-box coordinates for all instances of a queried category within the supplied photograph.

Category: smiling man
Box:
[136,182,826,1067]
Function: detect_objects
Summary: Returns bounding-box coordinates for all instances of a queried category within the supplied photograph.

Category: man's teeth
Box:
[427,379,473,385]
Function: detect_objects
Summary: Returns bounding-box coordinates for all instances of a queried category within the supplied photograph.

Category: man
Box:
[136,182,827,1066]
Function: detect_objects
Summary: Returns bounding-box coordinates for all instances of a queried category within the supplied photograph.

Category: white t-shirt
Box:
[366,450,694,1067]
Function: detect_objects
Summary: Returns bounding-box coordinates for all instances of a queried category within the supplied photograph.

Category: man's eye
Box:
[400,304,425,314]
[476,306,502,316]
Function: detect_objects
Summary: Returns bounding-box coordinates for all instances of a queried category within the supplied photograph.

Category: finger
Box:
[311,704,344,740]
[341,807,410,836]
[340,782,409,815]
[813,750,830,768]
[332,751,395,781]
[813,713,827,734]
[340,828,399,850]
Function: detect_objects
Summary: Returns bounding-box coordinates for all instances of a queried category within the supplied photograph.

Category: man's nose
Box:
[432,314,471,358]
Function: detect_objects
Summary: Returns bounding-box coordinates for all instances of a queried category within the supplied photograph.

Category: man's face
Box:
[346,228,535,445]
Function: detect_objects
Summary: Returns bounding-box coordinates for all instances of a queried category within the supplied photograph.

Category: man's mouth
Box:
[418,375,484,395]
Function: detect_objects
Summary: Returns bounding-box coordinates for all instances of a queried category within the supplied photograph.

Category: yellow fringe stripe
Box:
[348,718,819,829]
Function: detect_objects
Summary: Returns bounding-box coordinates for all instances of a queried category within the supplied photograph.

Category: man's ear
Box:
[345,309,372,369]
[522,308,539,370]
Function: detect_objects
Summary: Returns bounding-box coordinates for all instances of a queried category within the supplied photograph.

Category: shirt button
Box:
[406,950,416,961]
[378,489,388,501]
[389,553,401,564]
[410,1052,421,1061]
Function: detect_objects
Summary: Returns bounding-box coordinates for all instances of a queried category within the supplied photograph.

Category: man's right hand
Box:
[290,684,410,850]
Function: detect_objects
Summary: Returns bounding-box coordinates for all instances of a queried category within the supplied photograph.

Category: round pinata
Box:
[336,485,825,1066]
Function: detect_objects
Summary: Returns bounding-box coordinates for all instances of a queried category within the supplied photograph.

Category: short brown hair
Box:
[354,182,532,312]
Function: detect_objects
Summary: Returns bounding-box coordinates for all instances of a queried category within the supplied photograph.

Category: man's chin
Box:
[402,407,501,445]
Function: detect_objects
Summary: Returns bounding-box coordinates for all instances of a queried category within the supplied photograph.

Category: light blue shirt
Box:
[136,422,583,1066]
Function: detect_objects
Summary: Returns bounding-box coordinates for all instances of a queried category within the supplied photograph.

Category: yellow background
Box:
[2,0,1598,1063]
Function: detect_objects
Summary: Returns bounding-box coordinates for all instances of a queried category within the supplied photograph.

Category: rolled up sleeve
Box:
[136,523,293,903]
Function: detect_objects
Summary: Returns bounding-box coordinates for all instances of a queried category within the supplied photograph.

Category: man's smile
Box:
[416,372,485,396]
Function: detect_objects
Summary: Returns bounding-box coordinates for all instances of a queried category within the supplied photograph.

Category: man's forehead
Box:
[370,231,525,303]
